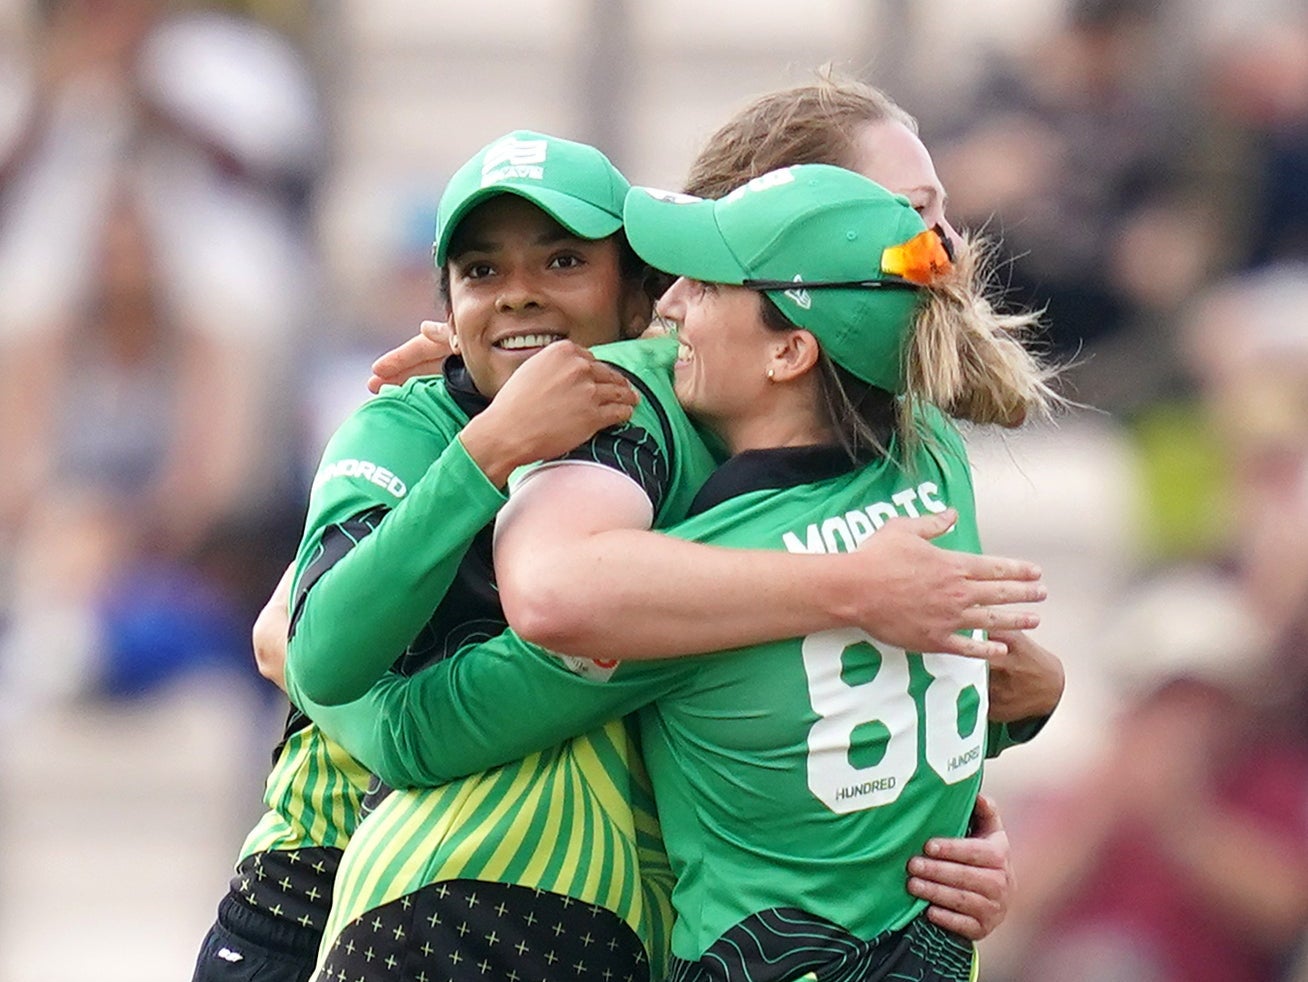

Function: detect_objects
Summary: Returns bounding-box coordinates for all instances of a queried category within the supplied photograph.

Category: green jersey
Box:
[289,335,717,976]
[237,335,708,944]
[636,414,988,971]
[298,408,1008,980]
[232,357,508,932]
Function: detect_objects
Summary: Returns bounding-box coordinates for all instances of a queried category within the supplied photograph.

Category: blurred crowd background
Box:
[0,0,1305,980]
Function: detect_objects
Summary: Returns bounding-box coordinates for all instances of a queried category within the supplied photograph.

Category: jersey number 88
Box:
[801,627,988,815]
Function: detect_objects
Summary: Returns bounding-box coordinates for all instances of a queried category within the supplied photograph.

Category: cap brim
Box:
[623,188,747,283]
[435,186,623,264]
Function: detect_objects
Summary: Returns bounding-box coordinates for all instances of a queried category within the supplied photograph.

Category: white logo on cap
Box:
[724,167,797,203]
[643,188,700,205]
[785,275,812,310]
[482,137,548,185]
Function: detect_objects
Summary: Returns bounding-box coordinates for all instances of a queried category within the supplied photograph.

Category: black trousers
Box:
[192,890,323,982]
[319,879,650,982]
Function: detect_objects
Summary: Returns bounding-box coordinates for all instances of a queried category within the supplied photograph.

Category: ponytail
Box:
[902,232,1062,442]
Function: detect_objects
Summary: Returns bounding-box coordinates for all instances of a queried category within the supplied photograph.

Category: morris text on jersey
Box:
[782,481,948,554]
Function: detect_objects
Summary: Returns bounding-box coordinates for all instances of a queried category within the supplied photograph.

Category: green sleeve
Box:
[286,389,507,706]
[986,713,1052,758]
[290,634,689,788]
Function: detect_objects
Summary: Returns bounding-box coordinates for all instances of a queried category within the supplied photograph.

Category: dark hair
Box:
[757,293,896,462]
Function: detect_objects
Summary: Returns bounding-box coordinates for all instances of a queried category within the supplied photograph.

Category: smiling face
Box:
[656,277,775,431]
[445,194,640,397]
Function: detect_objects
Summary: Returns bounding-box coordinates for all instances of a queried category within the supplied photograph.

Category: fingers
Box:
[598,402,636,429]
[594,381,639,407]
[920,835,1006,871]
[586,359,634,389]
[936,632,1009,660]
[970,793,1003,836]
[590,381,638,429]
[923,904,987,941]
[962,553,1043,582]
[419,319,449,343]
[368,359,447,394]
[967,577,1048,605]
[908,802,1012,941]
[370,323,454,390]
[906,866,1005,940]
[370,335,444,385]
[895,508,958,540]
[957,605,1041,633]
[370,334,426,376]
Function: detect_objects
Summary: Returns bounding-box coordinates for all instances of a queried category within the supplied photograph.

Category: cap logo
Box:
[481,137,548,185]
[723,167,796,203]
[645,189,701,205]
[784,275,812,310]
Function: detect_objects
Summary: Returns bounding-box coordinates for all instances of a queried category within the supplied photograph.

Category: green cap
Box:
[623,164,933,392]
[433,130,630,265]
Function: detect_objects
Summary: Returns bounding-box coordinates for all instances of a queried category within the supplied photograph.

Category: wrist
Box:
[459,411,526,488]
[807,553,867,632]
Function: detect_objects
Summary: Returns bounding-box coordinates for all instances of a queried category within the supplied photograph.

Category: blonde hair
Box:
[904,234,1062,439]
[684,72,915,199]
[692,72,1061,446]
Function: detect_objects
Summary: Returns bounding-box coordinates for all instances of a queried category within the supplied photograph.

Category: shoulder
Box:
[907,402,971,476]
[370,375,460,416]
[309,378,462,509]
[590,335,679,379]
[327,377,469,443]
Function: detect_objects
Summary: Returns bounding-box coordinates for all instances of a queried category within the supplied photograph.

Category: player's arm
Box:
[252,561,295,689]
[287,634,685,789]
[496,469,1046,664]
[285,397,506,707]
[908,794,1013,940]
[367,320,451,393]
[289,346,637,705]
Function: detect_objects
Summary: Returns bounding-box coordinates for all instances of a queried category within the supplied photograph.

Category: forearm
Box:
[499,472,1042,662]
[504,527,861,660]
[288,435,505,705]
[290,636,678,787]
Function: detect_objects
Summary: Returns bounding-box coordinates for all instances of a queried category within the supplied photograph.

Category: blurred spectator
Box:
[984,261,1308,979]
[0,0,324,708]
[1203,13,1308,268]
[984,565,1308,982]
[929,0,1226,413]
[1132,262,1308,572]
[1187,265,1308,746]
[299,189,443,482]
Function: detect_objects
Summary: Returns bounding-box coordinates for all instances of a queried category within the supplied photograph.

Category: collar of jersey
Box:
[686,443,873,517]
[443,356,492,418]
